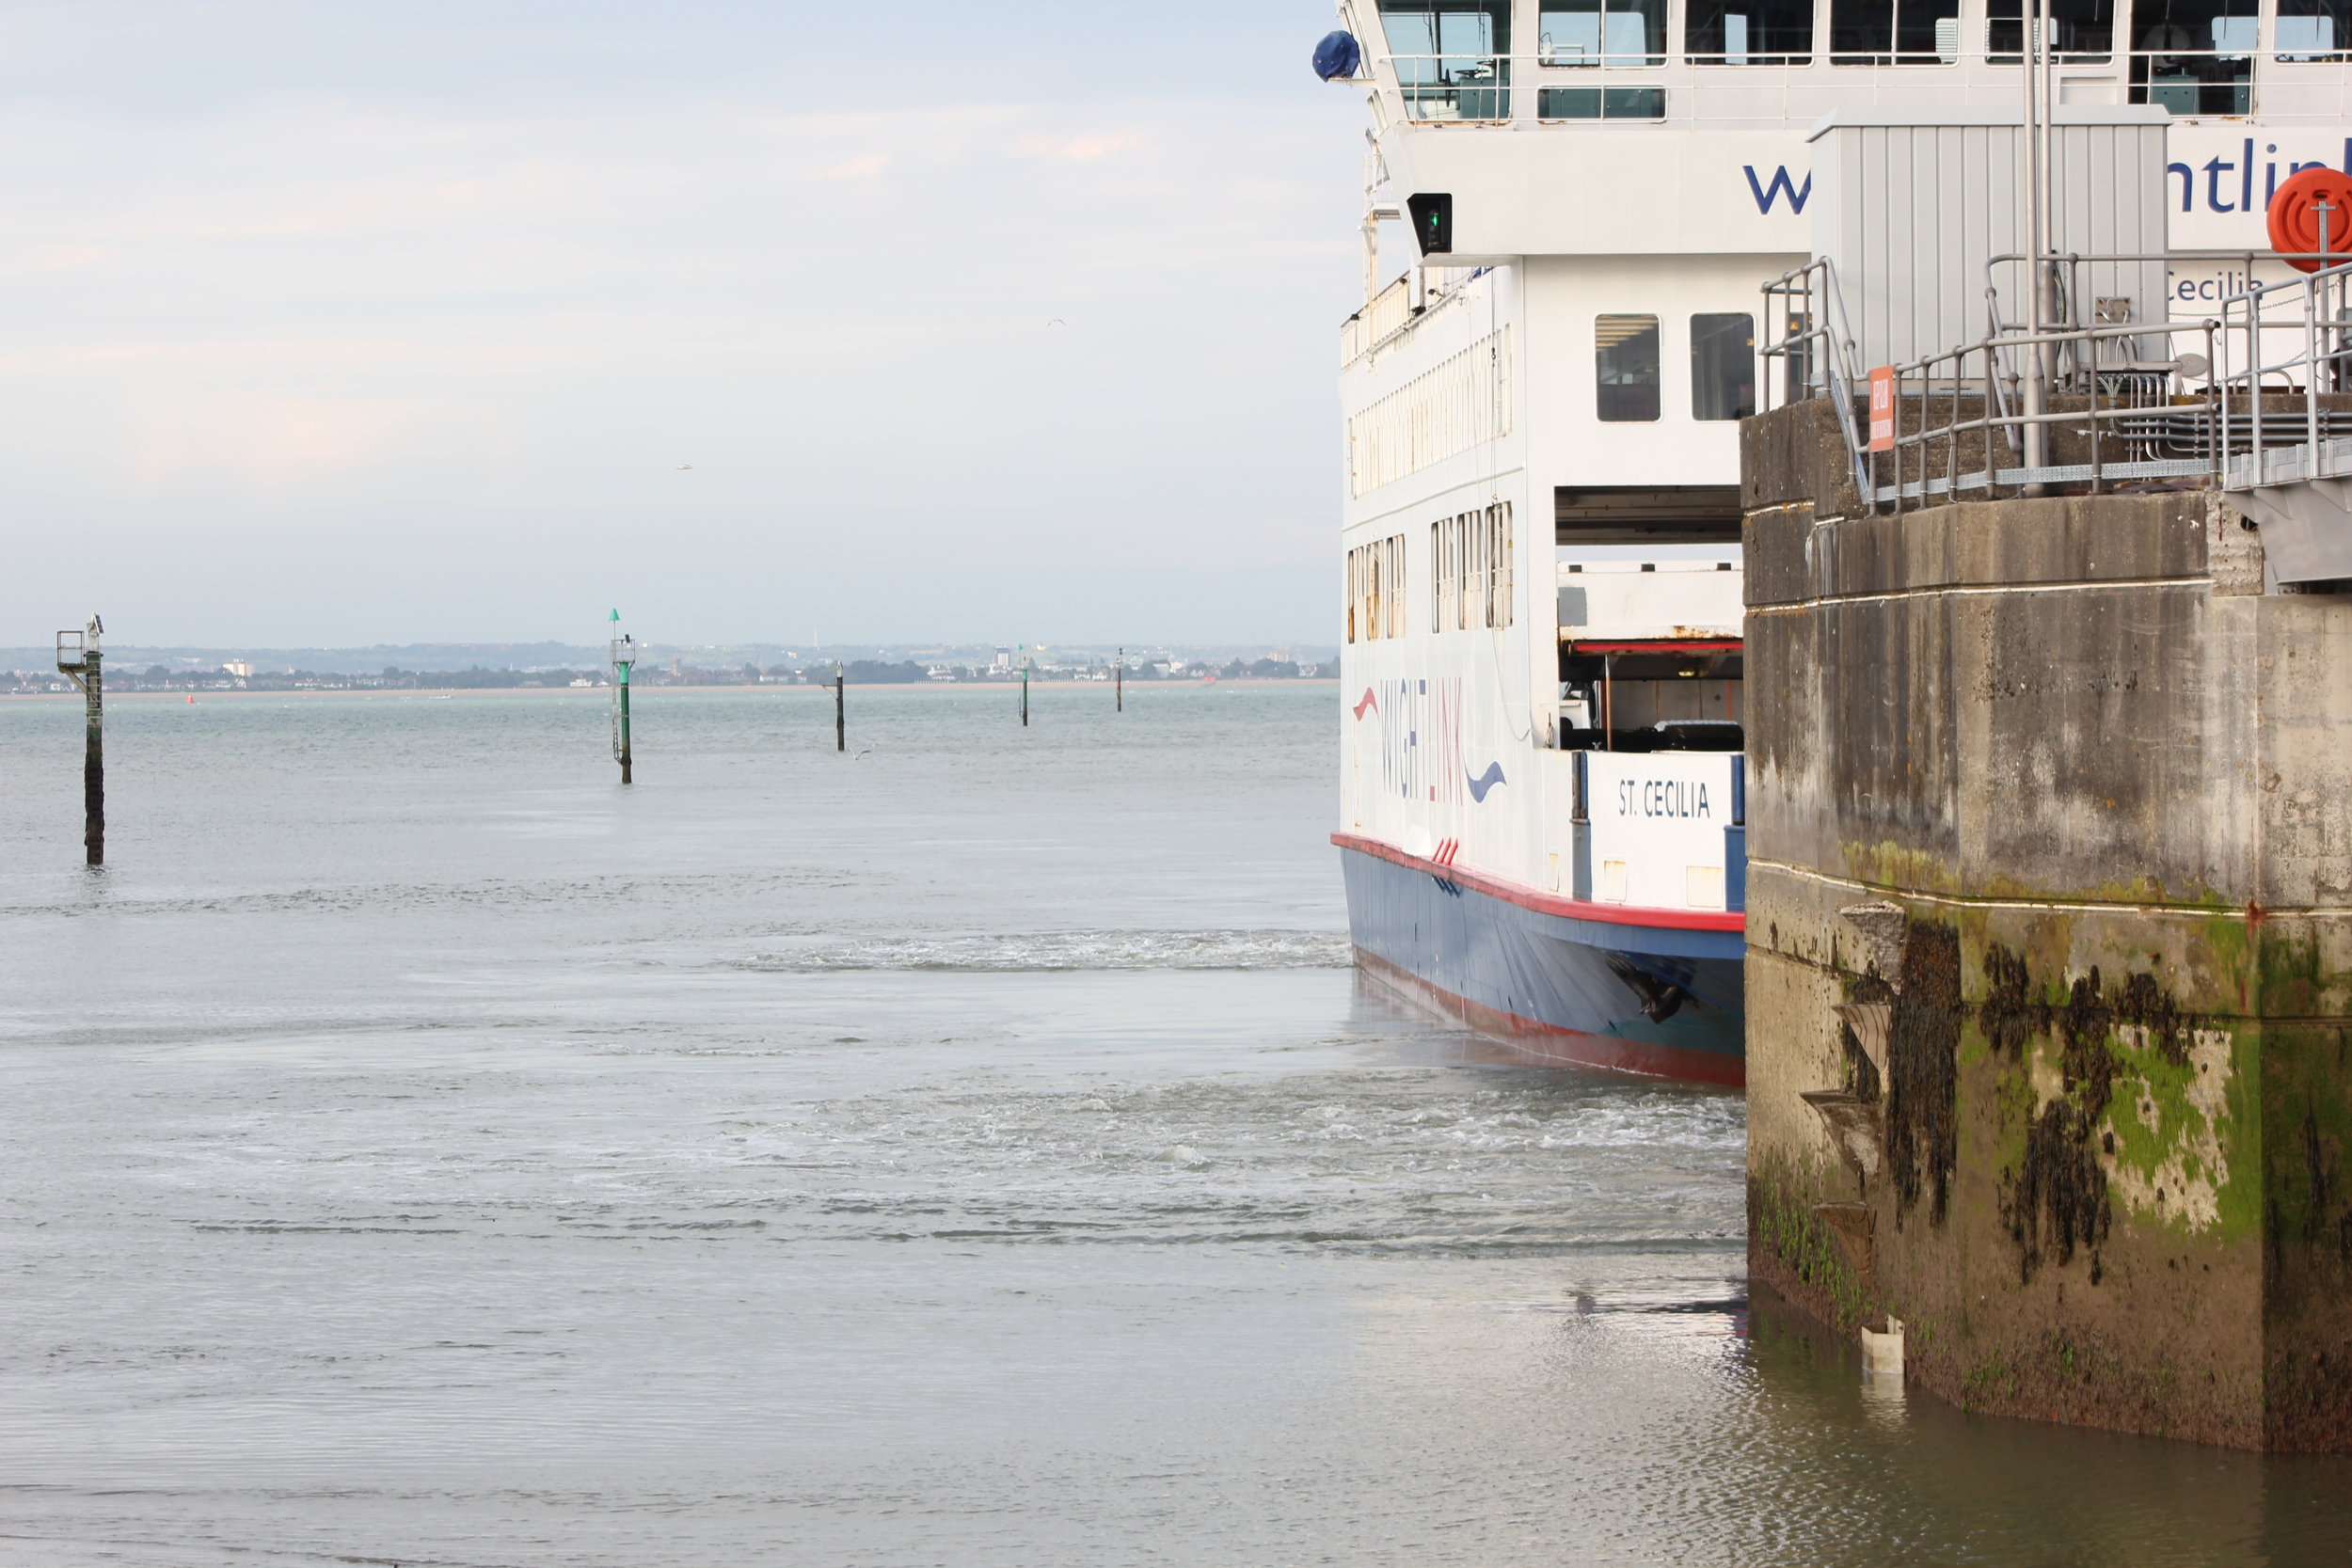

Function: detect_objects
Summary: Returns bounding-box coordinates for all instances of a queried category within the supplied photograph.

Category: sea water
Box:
[0,684,2344,1566]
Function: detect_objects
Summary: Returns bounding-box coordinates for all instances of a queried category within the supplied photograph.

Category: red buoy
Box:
[2268,166,2352,271]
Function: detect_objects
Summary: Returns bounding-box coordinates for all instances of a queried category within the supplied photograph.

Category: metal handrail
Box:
[1761,248,2352,512]
[1760,258,1872,500]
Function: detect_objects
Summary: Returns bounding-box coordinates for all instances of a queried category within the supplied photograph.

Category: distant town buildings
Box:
[0,643,1337,694]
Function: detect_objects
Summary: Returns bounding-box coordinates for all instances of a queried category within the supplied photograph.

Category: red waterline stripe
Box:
[1355,949,1745,1087]
[1331,831,1744,933]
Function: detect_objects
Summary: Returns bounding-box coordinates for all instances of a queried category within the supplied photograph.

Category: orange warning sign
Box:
[1867,366,1895,451]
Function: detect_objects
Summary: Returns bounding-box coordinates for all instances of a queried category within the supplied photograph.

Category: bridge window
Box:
[1686,0,1815,63]
[1597,314,1661,421]
[1379,0,1513,119]
[2128,0,2256,112]
[1691,314,1756,420]
[1539,0,1665,66]
[1988,0,2114,61]
[1832,0,1961,62]
[2278,0,2350,60]
[1538,86,1667,116]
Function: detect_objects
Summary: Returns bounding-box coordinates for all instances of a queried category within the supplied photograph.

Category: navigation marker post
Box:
[55,615,103,865]
[834,661,845,752]
[609,610,638,784]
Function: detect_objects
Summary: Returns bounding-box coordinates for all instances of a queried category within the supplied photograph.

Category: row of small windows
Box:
[1432,504,1516,633]
[1375,0,2342,77]
[1346,508,1520,644]
[1597,312,1756,423]
[1346,534,1410,643]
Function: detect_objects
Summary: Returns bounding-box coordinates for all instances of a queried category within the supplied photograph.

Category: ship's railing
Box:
[1366,47,2352,126]
[1368,276,1413,343]
[1761,250,2352,513]
[1340,268,1493,368]
[1341,277,1415,366]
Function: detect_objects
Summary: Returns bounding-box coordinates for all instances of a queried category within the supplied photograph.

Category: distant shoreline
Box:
[0,679,1341,703]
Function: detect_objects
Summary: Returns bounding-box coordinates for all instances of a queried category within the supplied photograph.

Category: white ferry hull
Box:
[1337,832,1745,1085]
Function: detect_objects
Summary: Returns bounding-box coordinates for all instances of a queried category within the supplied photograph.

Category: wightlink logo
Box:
[1743,165,1811,215]
[2169,136,2352,214]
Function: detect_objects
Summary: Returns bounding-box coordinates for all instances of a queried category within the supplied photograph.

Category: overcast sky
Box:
[0,2,1365,646]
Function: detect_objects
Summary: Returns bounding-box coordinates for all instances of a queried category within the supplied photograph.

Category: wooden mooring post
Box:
[834,661,846,752]
[1116,647,1123,713]
[1021,659,1029,727]
[56,615,103,865]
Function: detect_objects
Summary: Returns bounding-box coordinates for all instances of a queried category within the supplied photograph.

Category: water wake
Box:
[726,928,1350,974]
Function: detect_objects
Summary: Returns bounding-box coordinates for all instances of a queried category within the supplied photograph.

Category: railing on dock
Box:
[1761,251,2352,514]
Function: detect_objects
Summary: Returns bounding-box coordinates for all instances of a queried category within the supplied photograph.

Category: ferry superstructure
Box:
[1328,0,2352,1085]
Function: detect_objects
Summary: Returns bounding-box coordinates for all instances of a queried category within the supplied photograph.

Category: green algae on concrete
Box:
[1742,399,2352,1451]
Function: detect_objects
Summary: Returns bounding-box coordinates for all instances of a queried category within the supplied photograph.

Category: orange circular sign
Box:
[2268,166,2352,271]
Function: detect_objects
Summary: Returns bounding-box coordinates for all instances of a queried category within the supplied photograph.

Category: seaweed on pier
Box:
[1886,919,1962,1227]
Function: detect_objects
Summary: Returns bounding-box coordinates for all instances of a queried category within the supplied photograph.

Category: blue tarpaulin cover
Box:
[1312,30,1361,80]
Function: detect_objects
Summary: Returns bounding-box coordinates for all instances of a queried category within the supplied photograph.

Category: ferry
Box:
[1324,0,2352,1085]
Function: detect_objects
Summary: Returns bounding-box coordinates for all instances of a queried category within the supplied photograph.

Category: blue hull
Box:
[1337,839,1746,1085]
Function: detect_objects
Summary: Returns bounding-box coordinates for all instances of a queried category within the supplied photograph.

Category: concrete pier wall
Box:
[1742,400,2352,1450]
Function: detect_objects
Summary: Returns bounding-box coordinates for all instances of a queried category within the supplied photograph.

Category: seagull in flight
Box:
[675,464,692,470]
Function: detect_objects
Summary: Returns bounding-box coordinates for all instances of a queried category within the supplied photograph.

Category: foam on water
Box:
[728,927,1352,973]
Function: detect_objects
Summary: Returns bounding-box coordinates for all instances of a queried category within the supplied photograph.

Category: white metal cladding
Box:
[1346,328,1513,497]
[1805,107,2170,372]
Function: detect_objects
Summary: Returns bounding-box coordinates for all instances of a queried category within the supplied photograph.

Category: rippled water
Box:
[0,684,2344,1566]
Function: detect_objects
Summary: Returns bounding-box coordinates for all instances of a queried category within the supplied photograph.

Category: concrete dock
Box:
[1742,400,2352,1450]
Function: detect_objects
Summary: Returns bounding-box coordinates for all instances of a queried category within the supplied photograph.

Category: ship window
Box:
[1538,0,1664,66]
[1686,0,1814,63]
[1692,313,1756,420]
[1538,86,1667,117]
[1431,505,1515,630]
[2280,0,2347,57]
[1988,0,2114,61]
[2127,0,2256,112]
[2277,0,2349,59]
[1596,314,1661,422]
[1433,519,1453,630]
[1347,533,1409,641]
[1832,0,1962,62]
[1486,503,1514,628]
[1379,0,1513,119]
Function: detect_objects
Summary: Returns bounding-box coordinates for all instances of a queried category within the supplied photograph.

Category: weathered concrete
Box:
[1743,399,2352,1450]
